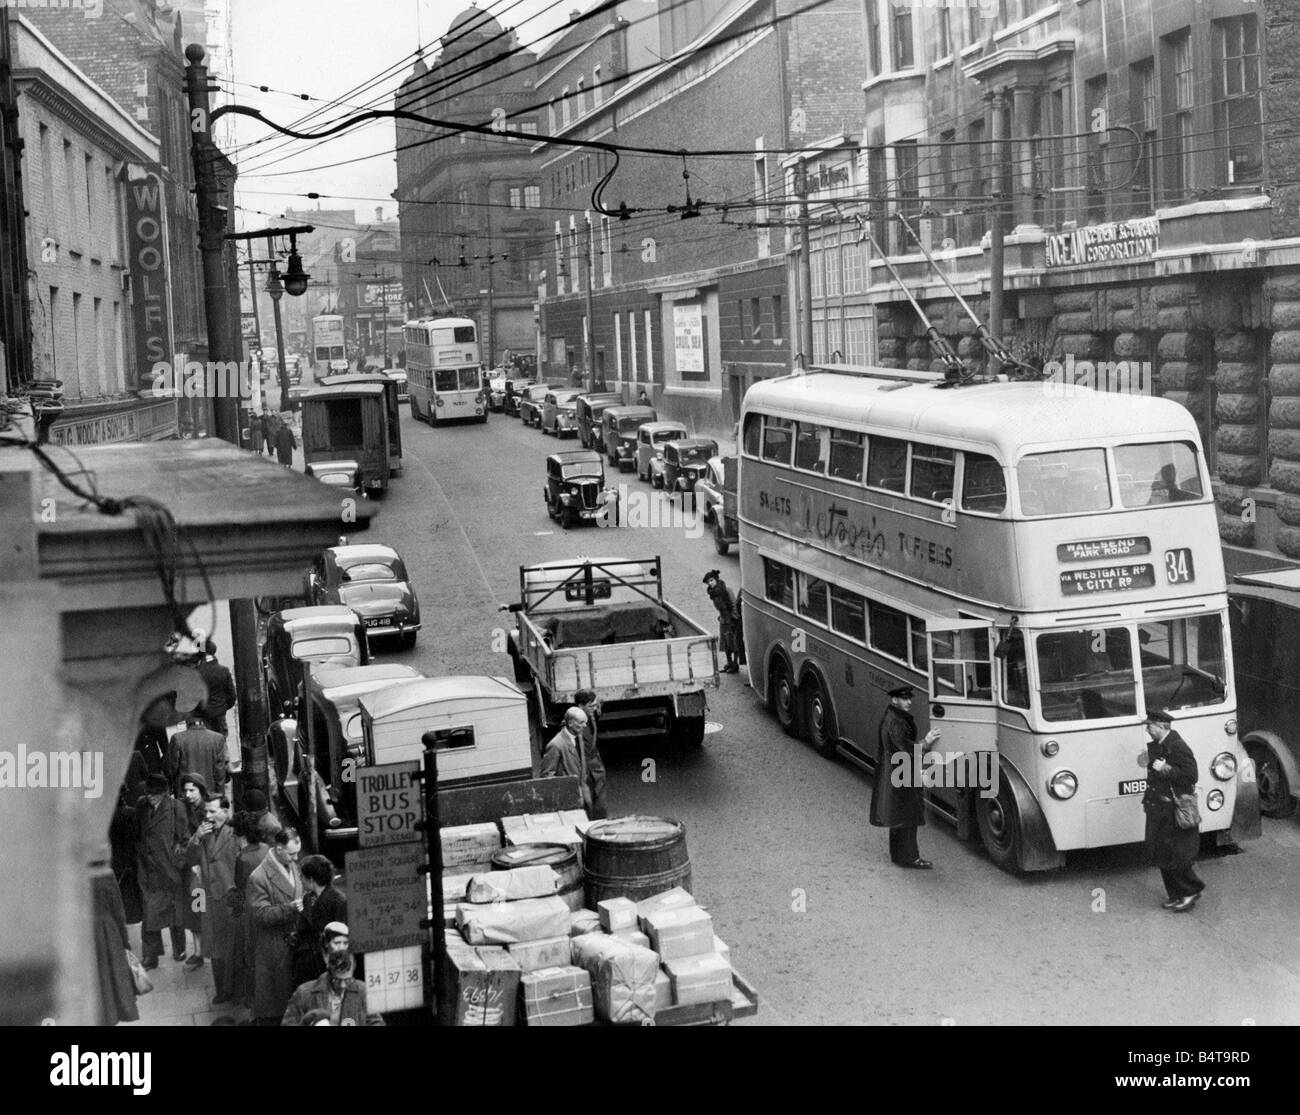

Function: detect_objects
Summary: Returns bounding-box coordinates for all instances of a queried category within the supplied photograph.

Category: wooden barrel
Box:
[583,817,692,909]
[491,843,584,911]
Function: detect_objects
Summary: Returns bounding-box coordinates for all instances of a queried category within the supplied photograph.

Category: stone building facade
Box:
[815,0,1300,563]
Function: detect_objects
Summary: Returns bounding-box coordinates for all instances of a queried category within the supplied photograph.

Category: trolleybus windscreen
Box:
[1036,628,1137,721]
[1137,615,1226,710]
[1114,441,1204,507]
[1018,448,1111,515]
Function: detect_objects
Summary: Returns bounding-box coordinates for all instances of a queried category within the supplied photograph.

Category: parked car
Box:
[694,454,739,554]
[502,378,534,417]
[575,392,623,449]
[662,438,719,496]
[1229,568,1300,818]
[383,367,409,403]
[544,449,618,528]
[261,605,369,723]
[541,389,584,436]
[305,542,421,650]
[601,404,658,470]
[518,383,563,427]
[635,421,690,486]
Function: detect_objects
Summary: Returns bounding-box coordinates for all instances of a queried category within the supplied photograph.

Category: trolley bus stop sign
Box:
[356,760,422,847]
[345,841,426,953]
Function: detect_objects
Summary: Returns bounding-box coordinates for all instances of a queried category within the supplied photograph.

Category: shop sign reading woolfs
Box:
[126,165,173,393]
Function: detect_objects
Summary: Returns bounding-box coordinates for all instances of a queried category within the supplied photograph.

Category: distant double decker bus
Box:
[739,368,1259,873]
[311,314,348,374]
[403,317,486,425]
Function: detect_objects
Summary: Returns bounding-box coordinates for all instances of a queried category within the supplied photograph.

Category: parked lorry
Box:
[300,383,391,496]
[504,557,719,747]
[319,372,404,477]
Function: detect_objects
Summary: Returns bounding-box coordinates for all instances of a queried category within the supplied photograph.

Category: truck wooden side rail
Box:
[506,558,719,747]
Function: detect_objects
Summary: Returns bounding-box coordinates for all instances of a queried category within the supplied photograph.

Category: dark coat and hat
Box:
[869,702,926,829]
[247,851,304,1019]
[1143,725,1200,871]
[134,792,191,931]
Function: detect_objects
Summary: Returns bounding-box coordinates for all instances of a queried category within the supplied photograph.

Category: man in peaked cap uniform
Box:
[869,685,942,868]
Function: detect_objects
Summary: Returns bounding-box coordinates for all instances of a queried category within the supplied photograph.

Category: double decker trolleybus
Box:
[739,368,1260,873]
[311,314,349,375]
[403,316,487,425]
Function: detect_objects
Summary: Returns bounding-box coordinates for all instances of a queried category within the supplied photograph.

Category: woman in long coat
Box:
[1142,709,1204,911]
[247,828,304,1023]
[92,863,139,1025]
[229,813,267,1008]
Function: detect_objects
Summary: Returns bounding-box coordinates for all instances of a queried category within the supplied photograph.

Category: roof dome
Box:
[444,4,503,43]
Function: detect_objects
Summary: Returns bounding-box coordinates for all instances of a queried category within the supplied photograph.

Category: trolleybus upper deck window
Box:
[794,423,831,472]
[1114,441,1205,507]
[829,429,865,481]
[866,436,908,493]
[761,417,794,463]
[1018,448,1112,516]
[961,452,1007,514]
[910,443,955,504]
[743,412,762,456]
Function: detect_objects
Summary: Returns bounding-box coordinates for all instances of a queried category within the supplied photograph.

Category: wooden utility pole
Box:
[795,160,814,368]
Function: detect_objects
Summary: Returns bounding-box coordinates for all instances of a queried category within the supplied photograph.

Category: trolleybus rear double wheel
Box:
[768,658,801,739]
[975,774,1026,873]
[802,676,839,758]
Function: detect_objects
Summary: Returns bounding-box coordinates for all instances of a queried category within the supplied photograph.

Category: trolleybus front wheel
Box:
[1245,740,1296,818]
[976,777,1026,874]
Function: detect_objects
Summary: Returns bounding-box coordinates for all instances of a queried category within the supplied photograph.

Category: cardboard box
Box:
[653,968,673,1011]
[440,944,521,1026]
[571,933,658,1024]
[569,909,602,938]
[506,935,572,974]
[611,928,651,950]
[467,865,560,904]
[598,897,638,933]
[505,826,582,849]
[457,895,571,946]
[644,905,714,962]
[440,871,477,904]
[441,823,502,868]
[635,887,696,932]
[713,935,730,965]
[520,965,594,1027]
[664,952,732,1008]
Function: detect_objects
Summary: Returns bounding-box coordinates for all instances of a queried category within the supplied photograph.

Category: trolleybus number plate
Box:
[1118,778,1148,795]
[1059,563,1156,595]
[1163,547,1195,584]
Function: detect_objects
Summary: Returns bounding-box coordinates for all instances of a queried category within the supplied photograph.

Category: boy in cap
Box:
[281,923,383,1026]
[703,569,741,672]
[869,685,942,868]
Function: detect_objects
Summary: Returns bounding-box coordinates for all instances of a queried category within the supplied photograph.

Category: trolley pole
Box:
[987,91,1008,376]
[795,160,814,369]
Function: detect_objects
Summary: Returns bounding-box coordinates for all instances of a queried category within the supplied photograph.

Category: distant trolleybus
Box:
[403,316,486,425]
[311,314,349,374]
[739,367,1260,873]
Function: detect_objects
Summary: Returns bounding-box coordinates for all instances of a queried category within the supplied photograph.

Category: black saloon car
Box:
[305,543,422,649]
[544,449,617,528]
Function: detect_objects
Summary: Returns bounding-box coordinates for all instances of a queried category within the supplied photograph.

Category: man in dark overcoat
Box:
[248,827,304,1024]
[134,773,190,967]
[166,719,228,797]
[294,854,349,985]
[869,685,941,869]
[573,688,609,819]
[1142,708,1205,911]
[187,794,240,1003]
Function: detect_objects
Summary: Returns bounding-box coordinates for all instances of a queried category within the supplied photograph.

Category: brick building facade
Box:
[534,0,864,433]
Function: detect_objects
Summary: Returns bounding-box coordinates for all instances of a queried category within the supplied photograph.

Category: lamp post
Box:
[266,268,290,411]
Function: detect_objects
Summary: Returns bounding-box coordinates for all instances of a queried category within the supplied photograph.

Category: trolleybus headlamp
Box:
[436,397,445,407]
[1206,789,1225,811]
[1041,739,1060,758]
[1211,752,1237,781]
[1224,719,1237,735]
[1047,770,1077,800]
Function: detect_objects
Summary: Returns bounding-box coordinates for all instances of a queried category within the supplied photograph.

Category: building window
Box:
[524,184,540,208]
[555,227,565,295]
[773,294,785,343]
[509,187,522,209]
[968,4,982,42]
[457,186,470,215]
[593,65,603,105]
[576,77,586,116]
[569,224,581,293]
[865,0,881,76]
[936,3,951,59]
[1084,75,1109,221]
[601,216,612,287]
[894,141,919,253]
[644,309,654,379]
[843,236,865,294]
[63,140,76,244]
[1130,58,1157,210]
[1164,30,1193,201]
[1215,16,1262,185]
[548,101,557,133]
[561,87,571,126]
[737,299,747,342]
[824,235,841,299]
[518,120,538,137]
[892,5,914,70]
[83,154,94,242]
[754,146,770,258]
[867,146,888,250]
[751,297,762,341]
